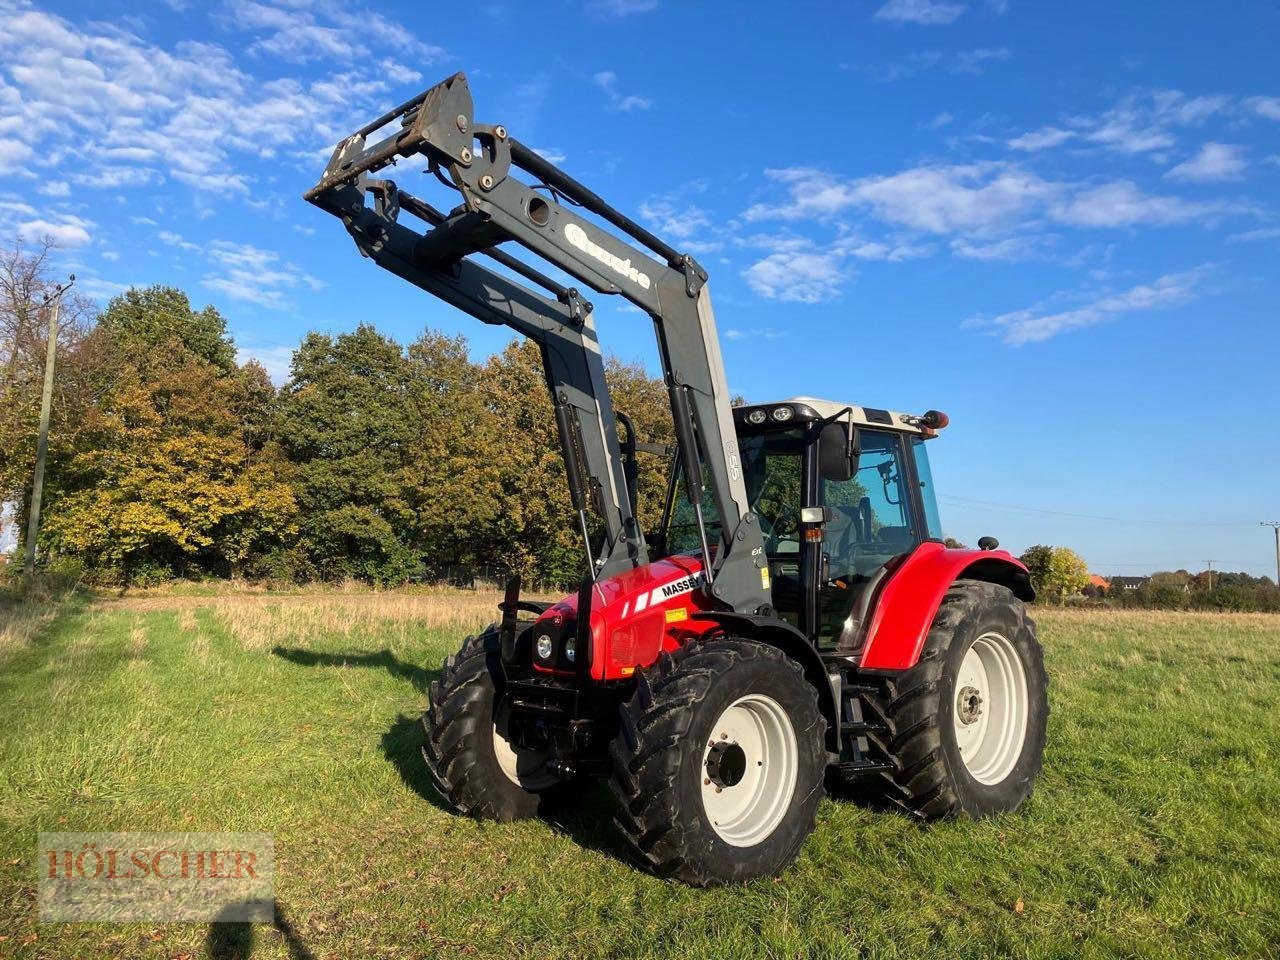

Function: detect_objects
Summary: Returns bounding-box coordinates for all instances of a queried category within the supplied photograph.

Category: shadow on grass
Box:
[271,645,645,870]
[207,900,314,960]
[271,646,435,694]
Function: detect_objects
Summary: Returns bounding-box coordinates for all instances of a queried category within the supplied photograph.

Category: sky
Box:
[1,0,1278,577]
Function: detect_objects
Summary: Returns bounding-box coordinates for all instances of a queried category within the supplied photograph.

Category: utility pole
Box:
[1263,522,1280,589]
[1202,560,1214,592]
[22,275,74,586]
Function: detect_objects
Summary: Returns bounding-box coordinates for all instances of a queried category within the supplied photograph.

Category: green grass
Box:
[1,591,1278,959]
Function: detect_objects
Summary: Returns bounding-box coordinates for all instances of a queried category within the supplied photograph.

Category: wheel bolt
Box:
[703,778,710,785]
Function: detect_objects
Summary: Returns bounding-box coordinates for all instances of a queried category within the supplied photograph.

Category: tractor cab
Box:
[658,397,947,650]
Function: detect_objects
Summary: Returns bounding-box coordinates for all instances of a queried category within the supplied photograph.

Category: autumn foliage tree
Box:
[38,287,296,583]
[2,253,679,588]
[1018,544,1090,604]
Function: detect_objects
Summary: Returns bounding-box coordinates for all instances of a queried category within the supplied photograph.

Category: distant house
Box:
[1082,574,1110,598]
[1110,576,1148,591]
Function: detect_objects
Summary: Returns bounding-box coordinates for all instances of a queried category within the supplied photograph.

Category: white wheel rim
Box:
[952,631,1029,785]
[492,703,557,791]
[700,694,799,847]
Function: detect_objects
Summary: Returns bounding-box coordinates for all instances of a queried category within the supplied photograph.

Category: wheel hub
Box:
[705,739,748,789]
[956,685,984,725]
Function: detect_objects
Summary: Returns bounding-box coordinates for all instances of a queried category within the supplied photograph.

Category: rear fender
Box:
[857,541,1034,672]
[691,612,840,753]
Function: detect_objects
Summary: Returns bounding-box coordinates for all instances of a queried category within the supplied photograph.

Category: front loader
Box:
[305,72,1049,886]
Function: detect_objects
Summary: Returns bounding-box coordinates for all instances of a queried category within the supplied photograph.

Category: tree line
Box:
[0,243,673,588]
[1018,543,1280,612]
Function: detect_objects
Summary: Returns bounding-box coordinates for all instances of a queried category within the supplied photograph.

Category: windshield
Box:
[663,429,806,556]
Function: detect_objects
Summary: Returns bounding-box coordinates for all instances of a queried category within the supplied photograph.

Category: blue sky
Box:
[2,0,1279,577]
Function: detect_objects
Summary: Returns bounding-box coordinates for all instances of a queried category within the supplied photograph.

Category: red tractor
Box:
[307,73,1048,886]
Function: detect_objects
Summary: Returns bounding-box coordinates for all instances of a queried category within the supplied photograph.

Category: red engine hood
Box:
[535,553,719,679]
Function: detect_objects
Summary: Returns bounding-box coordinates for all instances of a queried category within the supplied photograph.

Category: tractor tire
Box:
[421,629,565,821]
[609,638,827,886]
[867,580,1047,819]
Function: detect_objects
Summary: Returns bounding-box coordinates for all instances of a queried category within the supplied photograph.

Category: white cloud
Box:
[743,249,847,303]
[37,180,70,197]
[639,196,721,253]
[101,249,120,261]
[861,47,1009,81]
[746,164,1056,235]
[1228,226,1280,243]
[16,213,93,246]
[201,239,325,309]
[1007,90,1233,157]
[951,235,1050,261]
[77,276,135,300]
[533,146,567,164]
[230,0,445,65]
[965,267,1210,344]
[0,2,448,203]
[1245,96,1280,121]
[1008,126,1075,151]
[874,0,967,24]
[1165,142,1247,182]
[1049,180,1217,227]
[0,138,33,164]
[924,111,954,129]
[593,71,652,111]
[586,0,659,14]
[723,327,784,341]
[852,164,1054,233]
[158,229,200,251]
[953,47,1011,74]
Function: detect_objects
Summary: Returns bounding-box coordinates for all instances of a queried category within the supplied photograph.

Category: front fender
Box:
[857,542,1034,672]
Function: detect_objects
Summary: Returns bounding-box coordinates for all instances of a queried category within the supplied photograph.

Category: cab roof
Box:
[732,396,934,436]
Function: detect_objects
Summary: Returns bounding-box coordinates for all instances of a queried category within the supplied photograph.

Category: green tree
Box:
[1019,544,1088,603]
[1019,545,1053,596]
[96,286,235,374]
[276,325,419,583]
[403,331,503,572]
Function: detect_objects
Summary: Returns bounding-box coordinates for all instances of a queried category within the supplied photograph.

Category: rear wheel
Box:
[421,629,564,821]
[865,580,1048,818]
[609,639,827,886]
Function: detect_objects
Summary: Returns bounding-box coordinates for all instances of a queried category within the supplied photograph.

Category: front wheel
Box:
[609,639,827,886]
[867,580,1048,818]
[421,629,564,821]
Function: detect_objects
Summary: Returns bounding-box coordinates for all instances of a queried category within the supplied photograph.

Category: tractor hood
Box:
[534,553,720,680]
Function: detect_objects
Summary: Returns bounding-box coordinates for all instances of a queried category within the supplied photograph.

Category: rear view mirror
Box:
[818,421,860,482]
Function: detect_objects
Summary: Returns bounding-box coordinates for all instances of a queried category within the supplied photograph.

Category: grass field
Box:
[1,586,1278,959]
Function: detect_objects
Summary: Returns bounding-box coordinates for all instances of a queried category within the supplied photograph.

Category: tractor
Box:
[306,73,1048,886]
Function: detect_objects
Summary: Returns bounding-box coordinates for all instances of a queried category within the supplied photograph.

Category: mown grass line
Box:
[0,593,1277,959]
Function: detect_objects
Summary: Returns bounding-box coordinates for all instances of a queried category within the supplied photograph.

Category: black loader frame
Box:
[304,72,770,613]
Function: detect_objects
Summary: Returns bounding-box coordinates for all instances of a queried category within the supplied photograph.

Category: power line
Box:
[938,494,1256,527]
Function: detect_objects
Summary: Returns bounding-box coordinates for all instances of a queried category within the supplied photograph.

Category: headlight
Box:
[771,405,794,422]
[535,633,554,661]
[745,408,767,425]
[564,635,576,662]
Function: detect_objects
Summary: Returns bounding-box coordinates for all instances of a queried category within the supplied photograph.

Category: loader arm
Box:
[304,72,770,613]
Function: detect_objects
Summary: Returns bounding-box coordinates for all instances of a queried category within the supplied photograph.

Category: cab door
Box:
[814,429,923,648]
